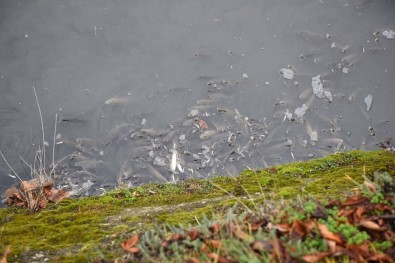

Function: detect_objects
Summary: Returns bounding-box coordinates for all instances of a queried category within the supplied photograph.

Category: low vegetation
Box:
[0,150,395,262]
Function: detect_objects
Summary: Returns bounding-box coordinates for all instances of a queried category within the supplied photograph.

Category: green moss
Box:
[0,150,394,262]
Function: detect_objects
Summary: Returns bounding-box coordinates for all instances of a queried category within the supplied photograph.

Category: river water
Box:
[1,0,394,196]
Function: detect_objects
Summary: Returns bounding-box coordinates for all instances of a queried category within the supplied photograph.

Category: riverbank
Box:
[1,150,395,262]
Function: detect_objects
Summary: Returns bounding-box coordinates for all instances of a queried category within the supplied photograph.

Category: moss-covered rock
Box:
[0,150,394,262]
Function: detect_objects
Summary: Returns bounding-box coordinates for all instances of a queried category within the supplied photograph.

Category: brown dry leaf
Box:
[38,197,48,209]
[250,218,267,231]
[317,223,344,245]
[20,180,39,192]
[208,252,218,261]
[167,233,184,241]
[353,206,366,222]
[338,208,356,218]
[185,258,200,263]
[327,240,337,254]
[209,240,221,249]
[0,245,11,263]
[4,187,19,198]
[43,181,54,196]
[4,187,25,207]
[187,229,200,241]
[290,219,312,239]
[199,243,207,253]
[251,240,273,252]
[359,220,382,231]
[217,256,234,263]
[46,188,70,203]
[341,196,367,206]
[210,223,221,234]
[367,253,394,263]
[302,252,331,263]
[198,119,208,130]
[161,241,170,248]
[347,243,371,260]
[311,201,328,219]
[272,233,283,262]
[121,234,139,253]
[274,223,291,233]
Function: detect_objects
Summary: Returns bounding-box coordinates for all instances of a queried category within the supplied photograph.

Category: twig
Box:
[52,113,57,178]
[33,86,46,172]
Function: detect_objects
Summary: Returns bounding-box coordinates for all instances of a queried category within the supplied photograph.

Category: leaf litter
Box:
[113,172,395,262]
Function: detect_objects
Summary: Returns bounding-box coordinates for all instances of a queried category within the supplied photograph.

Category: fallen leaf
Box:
[359,220,382,231]
[38,197,48,209]
[46,188,70,203]
[317,223,344,245]
[341,196,367,206]
[272,233,283,262]
[185,258,200,263]
[187,229,200,241]
[251,240,273,252]
[208,239,221,249]
[302,252,331,263]
[0,245,11,263]
[210,223,221,234]
[290,219,314,240]
[122,234,139,253]
[208,252,218,260]
[274,223,291,233]
[20,180,39,192]
[198,119,208,130]
[366,253,394,263]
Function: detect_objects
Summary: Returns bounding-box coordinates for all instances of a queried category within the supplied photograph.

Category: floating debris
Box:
[242,73,249,79]
[312,75,333,102]
[283,109,293,122]
[294,104,309,122]
[279,68,294,80]
[104,97,130,106]
[188,109,199,118]
[382,29,395,40]
[364,94,373,112]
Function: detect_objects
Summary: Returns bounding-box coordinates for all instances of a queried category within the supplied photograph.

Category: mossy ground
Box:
[0,150,394,262]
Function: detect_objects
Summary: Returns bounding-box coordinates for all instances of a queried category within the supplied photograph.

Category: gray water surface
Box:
[1,0,394,195]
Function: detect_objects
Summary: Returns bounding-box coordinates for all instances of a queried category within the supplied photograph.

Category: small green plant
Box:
[370,241,393,251]
[303,200,317,215]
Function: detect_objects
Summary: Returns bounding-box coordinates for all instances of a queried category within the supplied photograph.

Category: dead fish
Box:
[76,137,97,148]
[104,97,130,106]
[74,159,103,170]
[298,52,316,61]
[305,121,319,144]
[105,123,131,142]
[170,146,178,173]
[59,116,87,123]
[200,130,219,140]
[182,118,196,127]
[299,88,313,100]
[128,145,150,159]
[162,129,178,143]
[75,144,99,157]
[147,164,167,182]
[141,128,163,137]
[299,31,327,44]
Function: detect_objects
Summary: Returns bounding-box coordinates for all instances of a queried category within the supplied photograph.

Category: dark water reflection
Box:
[0,0,394,195]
